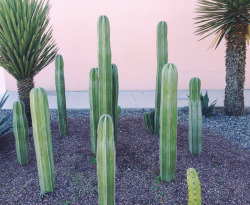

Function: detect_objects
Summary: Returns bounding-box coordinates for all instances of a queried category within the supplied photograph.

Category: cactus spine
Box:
[97,115,115,205]
[187,168,201,205]
[159,63,178,182]
[189,78,202,155]
[89,68,99,154]
[55,55,68,136]
[112,64,119,146]
[13,101,31,166]
[98,15,112,117]
[30,87,55,193]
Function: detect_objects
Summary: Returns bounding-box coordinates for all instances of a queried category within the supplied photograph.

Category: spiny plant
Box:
[0,92,12,138]
[200,91,217,117]
[30,87,55,194]
[159,63,178,182]
[55,55,68,136]
[0,0,58,125]
[144,21,168,135]
[187,168,201,205]
[189,78,203,156]
[195,0,250,116]
[13,100,30,166]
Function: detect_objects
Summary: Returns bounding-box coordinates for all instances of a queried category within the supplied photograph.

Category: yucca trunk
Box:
[224,23,248,116]
[17,77,34,127]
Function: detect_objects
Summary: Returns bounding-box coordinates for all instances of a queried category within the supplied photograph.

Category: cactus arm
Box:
[97,115,115,205]
[30,87,55,193]
[89,68,99,155]
[155,21,168,135]
[98,15,112,116]
[55,55,68,136]
[13,100,30,166]
[187,168,201,205]
[160,63,178,182]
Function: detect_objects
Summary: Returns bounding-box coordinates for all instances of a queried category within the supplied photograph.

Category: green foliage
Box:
[195,0,250,48]
[200,91,217,117]
[55,55,68,136]
[160,63,178,182]
[0,92,12,138]
[144,110,155,134]
[187,168,201,205]
[0,0,58,81]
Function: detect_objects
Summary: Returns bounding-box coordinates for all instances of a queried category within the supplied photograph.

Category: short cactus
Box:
[55,55,68,136]
[144,110,155,134]
[159,63,178,182]
[189,78,203,155]
[97,115,115,205]
[89,68,99,154]
[112,64,119,146]
[13,101,31,166]
[187,168,201,205]
[30,87,55,194]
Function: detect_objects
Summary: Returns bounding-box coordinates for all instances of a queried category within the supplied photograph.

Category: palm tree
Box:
[0,0,58,124]
[195,0,250,116]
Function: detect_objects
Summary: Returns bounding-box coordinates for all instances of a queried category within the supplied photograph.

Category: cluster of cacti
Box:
[30,87,55,194]
[13,101,31,166]
[189,78,203,156]
[55,55,68,136]
[187,168,201,205]
[97,115,116,205]
[89,15,119,154]
[159,63,178,182]
[144,21,168,135]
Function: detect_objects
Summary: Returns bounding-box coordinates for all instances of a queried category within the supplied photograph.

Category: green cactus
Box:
[98,15,112,117]
[144,21,168,135]
[144,110,155,134]
[159,63,178,182]
[97,115,115,205]
[30,87,55,194]
[13,101,31,166]
[187,168,201,205]
[55,55,68,136]
[189,78,203,156]
[89,68,99,155]
[112,64,119,146]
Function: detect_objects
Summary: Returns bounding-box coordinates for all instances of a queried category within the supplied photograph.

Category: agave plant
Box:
[200,91,217,117]
[0,92,12,138]
[0,0,58,124]
[195,0,250,116]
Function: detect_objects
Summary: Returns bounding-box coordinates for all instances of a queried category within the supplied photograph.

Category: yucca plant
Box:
[195,0,250,116]
[0,0,58,124]
[0,92,12,138]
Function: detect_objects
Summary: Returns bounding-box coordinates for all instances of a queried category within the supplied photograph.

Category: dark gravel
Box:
[0,109,249,204]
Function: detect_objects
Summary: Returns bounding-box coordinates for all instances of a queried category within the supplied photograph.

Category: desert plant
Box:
[30,87,55,194]
[97,115,115,205]
[189,78,203,156]
[112,64,119,146]
[144,110,155,134]
[160,63,178,182]
[195,0,250,116]
[55,55,68,136]
[0,0,58,125]
[200,91,217,117]
[187,168,201,205]
[144,21,168,135]
[0,92,12,138]
[13,100,30,166]
[89,68,99,155]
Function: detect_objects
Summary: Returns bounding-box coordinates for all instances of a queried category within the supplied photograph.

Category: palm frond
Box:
[0,0,58,81]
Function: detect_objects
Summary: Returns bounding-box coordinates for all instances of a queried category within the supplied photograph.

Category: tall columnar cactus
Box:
[89,68,99,154]
[55,55,68,136]
[98,15,112,116]
[159,63,178,182]
[30,87,55,194]
[189,78,203,156]
[144,21,168,135]
[13,101,31,166]
[187,168,201,205]
[112,64,119,146]
[97,115,115,205]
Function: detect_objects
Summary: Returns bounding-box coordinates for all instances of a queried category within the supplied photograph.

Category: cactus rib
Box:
[187,168,201,205]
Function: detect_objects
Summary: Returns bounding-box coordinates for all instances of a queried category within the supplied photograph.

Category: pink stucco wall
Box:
[4,0,250,91]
